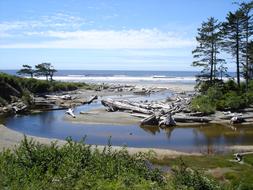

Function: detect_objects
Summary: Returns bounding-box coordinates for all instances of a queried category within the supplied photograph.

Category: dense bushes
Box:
[0,137,165,189]
[0,72,92,104]
[19,77,89,94]
[0,137,222,190]
[191,80,253,114]
[191,95,216,114]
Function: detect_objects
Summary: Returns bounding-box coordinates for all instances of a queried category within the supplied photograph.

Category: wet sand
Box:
[65,109,141,125]
[64,108,211,126]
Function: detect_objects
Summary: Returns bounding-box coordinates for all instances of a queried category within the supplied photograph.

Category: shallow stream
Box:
[3,91,253,153]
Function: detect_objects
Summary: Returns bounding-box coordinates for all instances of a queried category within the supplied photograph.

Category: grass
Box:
[151,154,253,189]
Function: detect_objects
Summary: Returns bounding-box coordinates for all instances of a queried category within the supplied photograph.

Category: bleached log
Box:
[66,108,76,118]
[60,95,72,100]
[188,112,205,117]
[122,100,152,110]
[159,114,176,127]
[172,116,211,123]
[230,116,245,124]
[130,113,150,118]
[140,114,159,125]
[101,99,153,114]
[85,95,98,104]
[220,114,253,120]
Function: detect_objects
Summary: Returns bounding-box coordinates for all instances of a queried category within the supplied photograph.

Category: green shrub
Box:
[218,92,246,110]
[206,86,223,102]
[191,95,216,114]
[21,90,33,105]
[223,80,239,92]
[0,72,91,97]
[172,161,221,190]
[248,80,253,91]
[0,137,167,190]
[196,79,223,93]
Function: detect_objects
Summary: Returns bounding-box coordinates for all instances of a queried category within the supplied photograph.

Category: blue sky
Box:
[0,0,240,70]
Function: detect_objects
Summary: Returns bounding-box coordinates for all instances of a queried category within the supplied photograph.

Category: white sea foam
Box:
[35,75,197,84]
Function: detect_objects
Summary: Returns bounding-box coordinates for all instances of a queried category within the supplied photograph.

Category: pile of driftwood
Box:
[101,96,211,127]
[0,101,28,115]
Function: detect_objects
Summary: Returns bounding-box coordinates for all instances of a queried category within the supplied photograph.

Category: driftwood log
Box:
[85,95,98,104]
[159,114,176,126]
[173,116,212,123]
[141,114,159,125]
[101,99,153,114]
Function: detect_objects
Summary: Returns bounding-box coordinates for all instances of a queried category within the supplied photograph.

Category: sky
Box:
[0,0,241,71]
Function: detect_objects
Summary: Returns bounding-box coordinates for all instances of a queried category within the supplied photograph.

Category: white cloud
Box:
[0,28,195,49]
[0,13,90,36]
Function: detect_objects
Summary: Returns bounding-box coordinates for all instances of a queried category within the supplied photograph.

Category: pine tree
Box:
[17,65,35,78]
[192,17,224,83]
[239,1,253,87]
[248,41,253,79]
[222,10,245,86]
[35,63,57,81]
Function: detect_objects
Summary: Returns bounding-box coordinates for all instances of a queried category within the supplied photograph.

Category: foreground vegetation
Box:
[152,153,253,190]
[0,137,224,190]
[191,80,253,114]
[0,72,95,106]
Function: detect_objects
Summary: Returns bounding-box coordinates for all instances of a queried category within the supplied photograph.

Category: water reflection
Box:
[140,124,253,152]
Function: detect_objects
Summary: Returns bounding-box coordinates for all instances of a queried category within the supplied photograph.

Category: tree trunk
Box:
[236,20,240,87]
[214,43,217,80]
[245,13,249,90]
[210,41,214,82]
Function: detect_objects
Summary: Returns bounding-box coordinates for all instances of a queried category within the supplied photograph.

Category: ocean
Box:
[0,70,236,85]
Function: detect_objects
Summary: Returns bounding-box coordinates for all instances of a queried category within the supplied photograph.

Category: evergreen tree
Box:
[217,61,228,80]
[239,1,253,86]
[35,63,57,81]
[17,65,35,78]
[222,10,245,86]
[192,17,224,83]
[248,41,253,79]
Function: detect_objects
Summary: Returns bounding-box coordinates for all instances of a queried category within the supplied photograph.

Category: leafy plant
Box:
[0,137,167,190]
[191,95,216,114]
[172,159,221,190]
